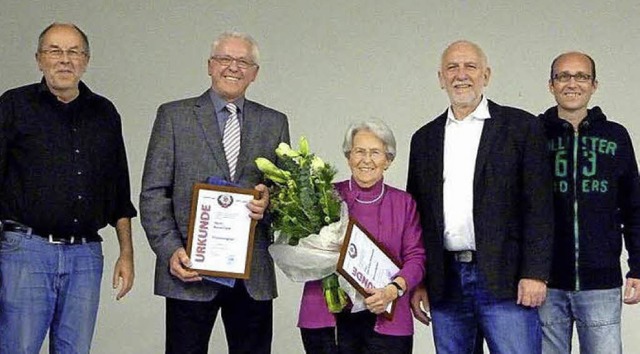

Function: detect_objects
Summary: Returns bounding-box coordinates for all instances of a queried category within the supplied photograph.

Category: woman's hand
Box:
[364,277,406,315]
[364,285,398,314]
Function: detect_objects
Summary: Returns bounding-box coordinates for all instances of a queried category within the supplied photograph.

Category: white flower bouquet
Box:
[256,137,349,312]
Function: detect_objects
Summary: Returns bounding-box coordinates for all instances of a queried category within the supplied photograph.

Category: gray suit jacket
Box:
[140,90,290,301]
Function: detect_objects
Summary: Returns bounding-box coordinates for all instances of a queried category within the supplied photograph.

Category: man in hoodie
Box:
[539,51,640,353]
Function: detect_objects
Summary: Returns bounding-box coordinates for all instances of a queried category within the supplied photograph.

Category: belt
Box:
[449,250,476,263]
[1,220,89,245]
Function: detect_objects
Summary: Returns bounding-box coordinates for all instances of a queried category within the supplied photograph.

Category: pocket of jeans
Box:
[0,233,22,253]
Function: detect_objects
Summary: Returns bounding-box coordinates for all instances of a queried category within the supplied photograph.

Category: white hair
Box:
[342,119,397,161]
[210,31,260,65]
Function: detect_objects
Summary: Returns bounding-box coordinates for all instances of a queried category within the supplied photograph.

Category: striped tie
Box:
[223,103,241,181]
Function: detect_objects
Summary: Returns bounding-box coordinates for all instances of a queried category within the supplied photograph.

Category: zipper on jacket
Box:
[572,130,580,291]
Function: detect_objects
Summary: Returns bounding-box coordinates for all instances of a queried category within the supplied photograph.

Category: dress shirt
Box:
[0,80,137,240]
[443,96,491,251]
[208,89,245,133]
[298,178,426,336]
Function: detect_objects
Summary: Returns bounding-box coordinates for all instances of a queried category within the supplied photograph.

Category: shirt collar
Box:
[38,78,93,102]
[209,89,245,115]
[446,95,491,125]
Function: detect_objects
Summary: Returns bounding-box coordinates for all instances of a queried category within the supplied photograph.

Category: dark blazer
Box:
[407,100,554,302]
[140,90,290,301]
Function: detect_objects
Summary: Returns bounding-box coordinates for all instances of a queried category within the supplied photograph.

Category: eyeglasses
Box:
[210,55,257,69]
[39,48,87,60]
[553,72,593,83]
[350,148,386,160]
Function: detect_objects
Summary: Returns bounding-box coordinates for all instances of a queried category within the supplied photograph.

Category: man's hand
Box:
[112,254,134,300]
[113,217,134,300]
[247,184,269,220]
[169,247,202,282]
[517,278,547,307]
[624,277,640,304]
[410,283,431,325]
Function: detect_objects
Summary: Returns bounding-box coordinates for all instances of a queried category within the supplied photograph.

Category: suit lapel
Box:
[433,113,446,182]
[193,91,231,179]
[432,112,447,239]
[473,100,503,190]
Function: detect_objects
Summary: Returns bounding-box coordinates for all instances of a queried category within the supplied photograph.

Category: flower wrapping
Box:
[268,203,349,282]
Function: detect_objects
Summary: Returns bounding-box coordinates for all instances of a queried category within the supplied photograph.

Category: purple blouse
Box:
[297,178,426,336]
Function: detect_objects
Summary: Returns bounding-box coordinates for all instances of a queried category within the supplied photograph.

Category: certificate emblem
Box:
[217,194,234,208]
[348,243,358,258]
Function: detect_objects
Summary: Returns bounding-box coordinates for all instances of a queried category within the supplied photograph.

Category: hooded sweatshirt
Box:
[540,106,640,290]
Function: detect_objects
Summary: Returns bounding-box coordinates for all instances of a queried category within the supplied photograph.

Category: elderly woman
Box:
[297,120,426,354]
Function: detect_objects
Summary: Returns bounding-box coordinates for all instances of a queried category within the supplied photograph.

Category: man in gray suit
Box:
[140,31,290,354]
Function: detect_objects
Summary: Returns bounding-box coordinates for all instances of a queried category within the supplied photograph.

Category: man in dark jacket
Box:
[538,51,640,354]
[407,40,554,354]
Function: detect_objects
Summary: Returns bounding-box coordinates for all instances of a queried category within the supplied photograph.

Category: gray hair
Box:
[38,22,90,55]
[210,31,260,65]
[342,119,397,161]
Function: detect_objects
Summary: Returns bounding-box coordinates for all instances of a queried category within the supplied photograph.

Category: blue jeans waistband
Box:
[1,220,98,245]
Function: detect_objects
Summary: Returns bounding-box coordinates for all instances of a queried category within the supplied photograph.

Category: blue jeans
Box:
[0,231,103,354]
[431,261,541,354]
[539,287,622,354]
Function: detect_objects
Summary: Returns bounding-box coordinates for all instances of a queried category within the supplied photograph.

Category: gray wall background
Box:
[2,0,639,352]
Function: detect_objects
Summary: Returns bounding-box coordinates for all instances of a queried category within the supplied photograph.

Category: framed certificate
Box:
[337,218,402,319]
[185,183,259,279]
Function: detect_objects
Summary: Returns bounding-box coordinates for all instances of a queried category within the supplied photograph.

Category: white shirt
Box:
[442,96,491,251]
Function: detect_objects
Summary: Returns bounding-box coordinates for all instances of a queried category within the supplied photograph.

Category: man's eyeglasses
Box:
[553,72,593,83]
[350,148,386,160]
[211,55,257,69]
[39,48,87,60]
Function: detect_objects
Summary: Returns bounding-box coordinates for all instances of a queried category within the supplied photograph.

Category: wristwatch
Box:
[389,281,405,298]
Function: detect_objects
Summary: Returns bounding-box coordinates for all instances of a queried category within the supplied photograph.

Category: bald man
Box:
[407,40,553,353]
[538,51,640,354]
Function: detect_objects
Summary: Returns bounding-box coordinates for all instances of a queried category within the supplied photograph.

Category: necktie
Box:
[223,103,241,181]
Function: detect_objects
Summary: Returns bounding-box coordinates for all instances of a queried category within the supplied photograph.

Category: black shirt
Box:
[0,80,137,241]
